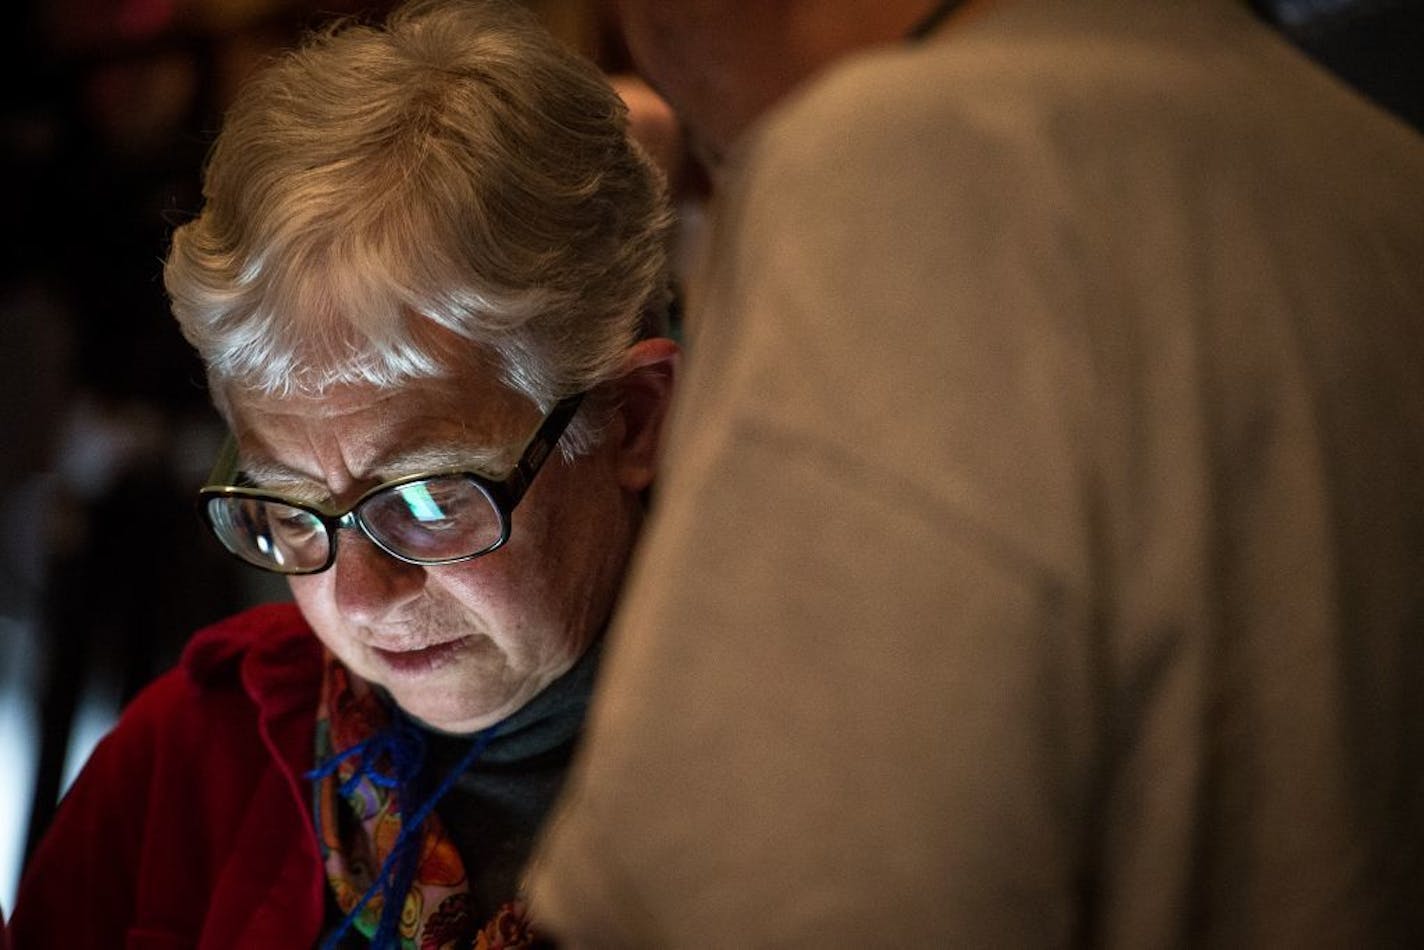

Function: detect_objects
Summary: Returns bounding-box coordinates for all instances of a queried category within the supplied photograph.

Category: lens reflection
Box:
[362,476,502,561]
[207,496,331,573]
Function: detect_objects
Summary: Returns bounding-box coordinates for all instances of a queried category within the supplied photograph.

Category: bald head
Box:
[614,0,984,165]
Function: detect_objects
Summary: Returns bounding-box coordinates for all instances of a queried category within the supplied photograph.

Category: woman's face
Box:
[227,367,643,734]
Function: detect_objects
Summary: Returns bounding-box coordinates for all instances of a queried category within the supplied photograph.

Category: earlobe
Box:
[613,337,681,492]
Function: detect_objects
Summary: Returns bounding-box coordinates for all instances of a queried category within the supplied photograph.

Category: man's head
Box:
[613,0,984,165]
[167,0,676,733]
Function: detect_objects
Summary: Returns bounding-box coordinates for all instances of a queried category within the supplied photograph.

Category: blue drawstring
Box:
[310,721,500,949]
[307,715,427,796]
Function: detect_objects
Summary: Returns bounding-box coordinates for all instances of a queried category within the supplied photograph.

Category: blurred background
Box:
[0,0,1419,912]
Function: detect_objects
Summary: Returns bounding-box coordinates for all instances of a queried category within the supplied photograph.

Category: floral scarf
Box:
[310,653,542,949]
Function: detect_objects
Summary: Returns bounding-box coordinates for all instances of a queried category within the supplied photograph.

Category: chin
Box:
[392,684,519,736]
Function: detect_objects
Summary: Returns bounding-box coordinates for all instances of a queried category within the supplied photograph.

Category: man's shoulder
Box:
[750,0,1420,184]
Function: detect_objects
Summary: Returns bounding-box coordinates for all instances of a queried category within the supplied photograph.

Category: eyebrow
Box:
[238,442,518,504]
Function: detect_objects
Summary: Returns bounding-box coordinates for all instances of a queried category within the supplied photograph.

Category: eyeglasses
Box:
[198,394,584,575]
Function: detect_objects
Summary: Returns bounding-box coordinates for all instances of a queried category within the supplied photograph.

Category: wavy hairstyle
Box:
[164,0,670,453]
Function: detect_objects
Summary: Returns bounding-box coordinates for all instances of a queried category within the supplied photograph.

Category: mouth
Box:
[370,636,477,677]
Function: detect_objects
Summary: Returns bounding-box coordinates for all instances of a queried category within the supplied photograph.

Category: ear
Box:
[610,337,680,492]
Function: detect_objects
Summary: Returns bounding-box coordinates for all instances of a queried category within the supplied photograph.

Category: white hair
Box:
[164,0,670,452]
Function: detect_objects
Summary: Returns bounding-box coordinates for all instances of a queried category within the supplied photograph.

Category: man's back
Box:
[532,1,1424,944]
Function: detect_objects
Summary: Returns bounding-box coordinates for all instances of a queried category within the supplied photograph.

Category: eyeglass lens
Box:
[206,497,330,573]
[361,476,503,560]
[205,475,505,573]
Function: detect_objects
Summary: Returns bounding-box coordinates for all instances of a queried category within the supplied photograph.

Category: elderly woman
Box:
[11,1,676,947]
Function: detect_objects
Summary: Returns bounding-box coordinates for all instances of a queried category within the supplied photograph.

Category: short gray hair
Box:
[164,0,670,452]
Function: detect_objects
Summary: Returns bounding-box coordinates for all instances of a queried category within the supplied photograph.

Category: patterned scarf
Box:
[310,653,542,949]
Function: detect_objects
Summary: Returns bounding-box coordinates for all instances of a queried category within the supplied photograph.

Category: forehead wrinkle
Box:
[370,440,517,481]
[238,455,315,486]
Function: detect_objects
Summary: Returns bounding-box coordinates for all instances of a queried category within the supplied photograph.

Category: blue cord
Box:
[308,717,427,795]
[313,723,500,949]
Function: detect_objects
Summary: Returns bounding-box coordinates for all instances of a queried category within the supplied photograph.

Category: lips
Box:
[370,636,476,676]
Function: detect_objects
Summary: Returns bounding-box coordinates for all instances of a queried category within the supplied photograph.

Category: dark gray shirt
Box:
[425,639,600,921]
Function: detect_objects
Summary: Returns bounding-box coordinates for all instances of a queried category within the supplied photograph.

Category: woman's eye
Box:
[270,509,319,539]
[400,482,470,523]
[410,502,467,531]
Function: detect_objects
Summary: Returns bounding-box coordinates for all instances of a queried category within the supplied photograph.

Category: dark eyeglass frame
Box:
[197,393,584,575]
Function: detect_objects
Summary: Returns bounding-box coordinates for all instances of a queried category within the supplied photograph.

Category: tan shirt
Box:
[530,1,1424,945]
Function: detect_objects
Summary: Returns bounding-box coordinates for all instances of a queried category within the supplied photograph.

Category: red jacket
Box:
[12,604,328,949]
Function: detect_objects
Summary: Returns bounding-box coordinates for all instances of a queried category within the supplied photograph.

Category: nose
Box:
[330,529,426,626]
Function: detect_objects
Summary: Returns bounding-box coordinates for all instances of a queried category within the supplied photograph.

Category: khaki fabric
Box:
[529,1,1424,945]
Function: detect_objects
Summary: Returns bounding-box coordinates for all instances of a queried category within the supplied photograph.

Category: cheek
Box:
[287,574,341,631]
[429,486,618,628]
[284,576,356,664]
[428,559,522,616]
